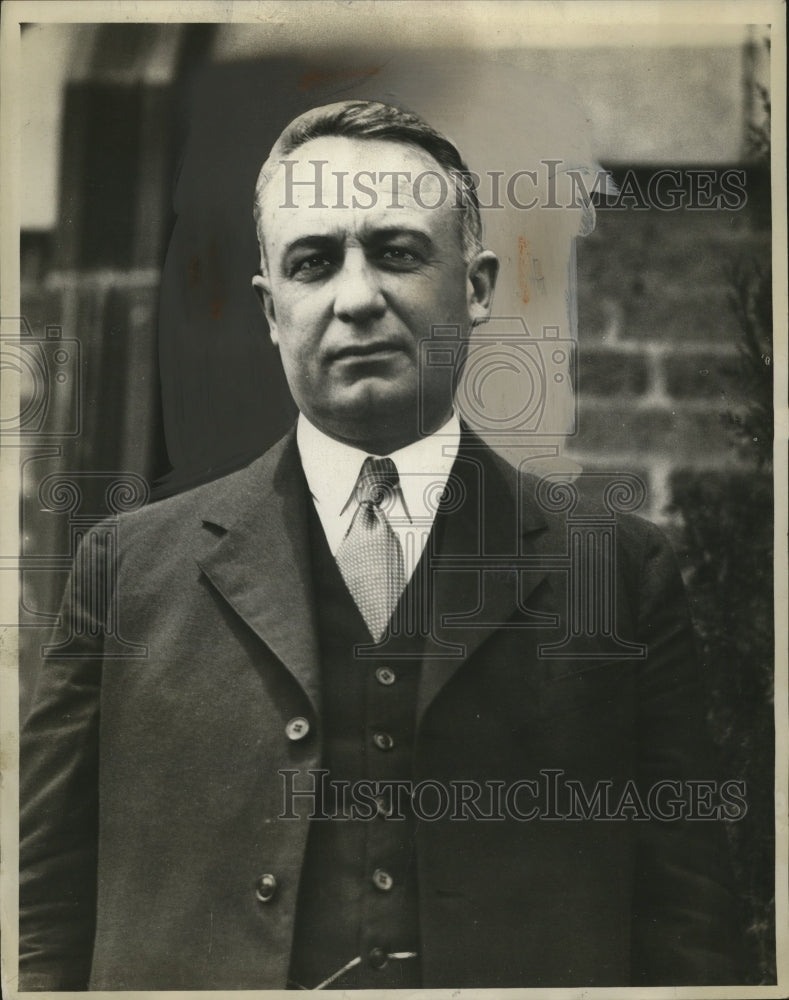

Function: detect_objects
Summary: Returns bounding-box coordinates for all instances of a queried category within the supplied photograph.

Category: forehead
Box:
[259,135,462,252]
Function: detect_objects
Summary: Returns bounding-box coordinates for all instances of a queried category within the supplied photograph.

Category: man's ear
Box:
[251,273,279,346]
[466,251,499,322]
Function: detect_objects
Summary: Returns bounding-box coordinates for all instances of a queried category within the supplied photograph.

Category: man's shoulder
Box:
[457,436,667,582]
[506,454,670,568]
[115,430,295,545]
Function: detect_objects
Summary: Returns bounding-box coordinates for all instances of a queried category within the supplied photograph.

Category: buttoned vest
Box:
[287,502,423,989]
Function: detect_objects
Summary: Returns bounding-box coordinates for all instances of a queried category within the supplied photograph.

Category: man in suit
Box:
[19,100,744,990]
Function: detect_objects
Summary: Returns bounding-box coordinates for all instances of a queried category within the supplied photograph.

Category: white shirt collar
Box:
[296,411,461,560]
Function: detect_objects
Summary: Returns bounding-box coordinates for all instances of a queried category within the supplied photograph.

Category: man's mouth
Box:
[332,342,406,361]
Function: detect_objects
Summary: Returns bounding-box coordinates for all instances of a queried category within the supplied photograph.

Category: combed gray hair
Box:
[253,100,483,270]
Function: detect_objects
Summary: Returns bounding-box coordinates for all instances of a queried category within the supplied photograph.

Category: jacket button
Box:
[371,868,394,891]
[255,873,277,902]
[375,667,396,685]
[368,946,388,969]
[373,732,394,751]
[285,717,310,741]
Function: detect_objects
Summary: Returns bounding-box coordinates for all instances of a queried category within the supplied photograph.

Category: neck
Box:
[306,407,454,456]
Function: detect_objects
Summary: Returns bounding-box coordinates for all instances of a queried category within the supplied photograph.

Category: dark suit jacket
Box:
[19,428,743,989]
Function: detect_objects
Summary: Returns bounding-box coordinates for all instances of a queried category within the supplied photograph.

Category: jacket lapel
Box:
[195,430,321,715]
[415,434,552,725]
[191,424,557,726]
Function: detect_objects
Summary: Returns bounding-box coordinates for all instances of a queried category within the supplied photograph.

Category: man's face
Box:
[253,135,497,450]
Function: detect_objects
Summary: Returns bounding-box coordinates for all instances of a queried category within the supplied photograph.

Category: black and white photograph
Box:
[1,1,786,994]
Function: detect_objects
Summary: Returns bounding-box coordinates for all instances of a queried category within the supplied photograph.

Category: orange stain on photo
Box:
[188,256,201,287]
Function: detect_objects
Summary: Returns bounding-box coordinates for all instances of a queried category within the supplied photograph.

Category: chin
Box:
[312,382,422,448]
[341,376,417,415]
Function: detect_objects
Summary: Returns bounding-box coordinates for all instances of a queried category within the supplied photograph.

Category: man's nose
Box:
[332,251,386,323]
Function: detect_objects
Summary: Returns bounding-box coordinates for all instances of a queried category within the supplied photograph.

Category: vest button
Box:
[375,666,396,685]
[285,716,310,741]
[373,732,394,751]
[372,867,394,891]
[255,873,277,902]
[368,946,388,969]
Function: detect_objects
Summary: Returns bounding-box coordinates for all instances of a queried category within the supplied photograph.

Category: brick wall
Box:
[570,167,771,529]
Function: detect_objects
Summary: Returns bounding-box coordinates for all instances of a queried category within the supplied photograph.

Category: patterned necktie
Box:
[336,456,406,641]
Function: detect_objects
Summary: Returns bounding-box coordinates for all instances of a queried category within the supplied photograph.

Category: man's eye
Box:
[380,247,420,268]
[290,256,333,278]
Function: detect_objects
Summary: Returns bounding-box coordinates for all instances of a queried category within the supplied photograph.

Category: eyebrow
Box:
[280,226,436,260]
